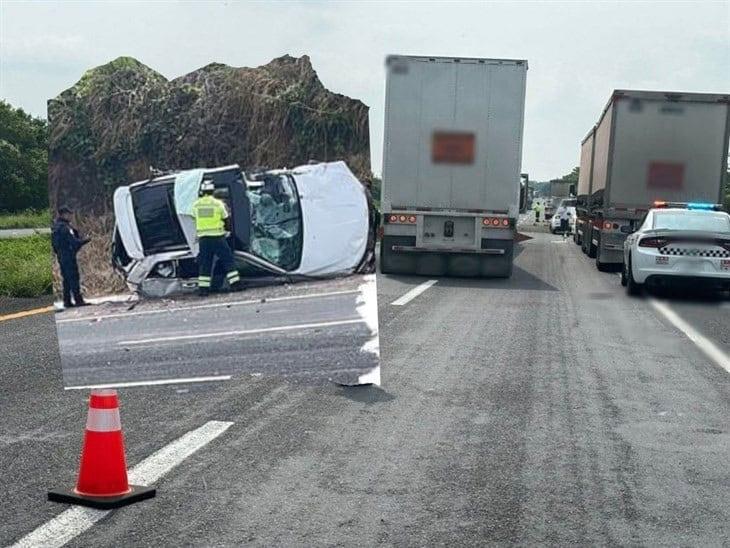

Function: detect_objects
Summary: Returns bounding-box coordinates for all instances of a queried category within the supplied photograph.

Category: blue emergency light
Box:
[653,201,722,211]
[686,202,716,210]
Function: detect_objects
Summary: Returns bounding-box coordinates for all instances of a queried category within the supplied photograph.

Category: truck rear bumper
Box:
[392,245,506,255]
[381,236,514,277]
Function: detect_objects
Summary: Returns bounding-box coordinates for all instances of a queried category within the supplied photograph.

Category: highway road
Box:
[2,230,729,546]
[54,275,379,388]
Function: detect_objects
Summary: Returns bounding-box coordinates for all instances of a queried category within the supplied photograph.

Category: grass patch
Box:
[0,208,51,229]
[0,235,53,297]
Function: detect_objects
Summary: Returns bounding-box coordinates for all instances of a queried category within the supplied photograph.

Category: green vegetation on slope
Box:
[0,208,51,229]
[0,235,53,297]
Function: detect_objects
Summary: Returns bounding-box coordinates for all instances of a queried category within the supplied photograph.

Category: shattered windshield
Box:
[247,174,303,271]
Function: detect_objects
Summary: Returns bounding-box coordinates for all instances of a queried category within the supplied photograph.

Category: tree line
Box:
[0,101,48,213]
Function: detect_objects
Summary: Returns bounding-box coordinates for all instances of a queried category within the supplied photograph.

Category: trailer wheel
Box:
[620,262,628,286]
[379,240,395,274]
[596,254,610,272]
[588,242,597,258]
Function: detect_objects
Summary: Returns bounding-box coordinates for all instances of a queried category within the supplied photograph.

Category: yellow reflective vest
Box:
[192,195,228,237]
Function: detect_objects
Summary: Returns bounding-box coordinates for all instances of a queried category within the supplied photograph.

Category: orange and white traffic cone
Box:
[48,389,155,509]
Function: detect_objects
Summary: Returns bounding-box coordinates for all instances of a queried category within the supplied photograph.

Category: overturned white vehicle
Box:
[112,161,376,297]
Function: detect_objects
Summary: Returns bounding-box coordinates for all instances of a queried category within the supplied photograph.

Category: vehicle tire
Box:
[588,242,597,258]
[620,261,628,286]
[379,240,394,274]
[626,256,643,296]
[596,254,609,272]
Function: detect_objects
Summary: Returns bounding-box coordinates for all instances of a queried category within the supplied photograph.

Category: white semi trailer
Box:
[379,55,528,278]
[579,90,730,271]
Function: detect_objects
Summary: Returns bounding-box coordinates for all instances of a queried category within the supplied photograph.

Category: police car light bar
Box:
[653,201,722,211]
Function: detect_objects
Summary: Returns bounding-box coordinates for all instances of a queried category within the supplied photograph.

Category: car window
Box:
[247,174,304,271]
[652,211,730,233]
[561,199,577,208]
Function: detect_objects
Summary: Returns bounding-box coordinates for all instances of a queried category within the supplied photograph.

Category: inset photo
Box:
[48,55,380,389]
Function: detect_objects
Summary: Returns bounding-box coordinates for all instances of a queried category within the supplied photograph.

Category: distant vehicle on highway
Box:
[545,181,574,220]
[112,162,375,297]
[621,202,730,295]
[549,199,577,234]
[576,90,730,272]
[379,55,528,278]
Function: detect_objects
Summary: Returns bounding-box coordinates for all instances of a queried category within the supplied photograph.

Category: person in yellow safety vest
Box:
[533,200,541,225]
[537,201,545,223]
[191,178,241,296]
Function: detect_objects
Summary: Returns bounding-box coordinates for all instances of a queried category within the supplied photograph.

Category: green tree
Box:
[557,166,579,187]
[0,101,49,212]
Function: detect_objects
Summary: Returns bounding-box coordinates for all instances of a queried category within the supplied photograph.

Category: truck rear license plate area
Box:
[422,215,475,248]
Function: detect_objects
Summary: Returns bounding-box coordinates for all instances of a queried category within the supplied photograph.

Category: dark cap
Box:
[58,205,73,215]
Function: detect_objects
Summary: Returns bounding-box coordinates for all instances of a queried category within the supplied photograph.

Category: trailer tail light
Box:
[386,214,417,224]
[482,217,510,228]
[639,237,667,248]
[603,221,613,230]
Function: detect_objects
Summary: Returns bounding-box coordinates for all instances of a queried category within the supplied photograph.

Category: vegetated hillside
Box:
[48,55,371,212]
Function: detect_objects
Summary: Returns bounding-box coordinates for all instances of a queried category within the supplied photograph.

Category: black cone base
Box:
[48,484,156,509]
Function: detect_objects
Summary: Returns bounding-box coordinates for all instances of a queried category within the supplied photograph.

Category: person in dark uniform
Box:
[51,205,90,308]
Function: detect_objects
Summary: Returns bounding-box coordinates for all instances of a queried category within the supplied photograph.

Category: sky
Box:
[1,0,728,181]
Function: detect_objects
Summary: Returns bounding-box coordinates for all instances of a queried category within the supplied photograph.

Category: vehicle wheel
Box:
[626,257,643,296]
[588,242,597,258]
[596,254,610,272]
[620,262,628,286]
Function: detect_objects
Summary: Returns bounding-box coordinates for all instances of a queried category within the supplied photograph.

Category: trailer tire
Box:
[588,242,597,258]
[596,254,610,272]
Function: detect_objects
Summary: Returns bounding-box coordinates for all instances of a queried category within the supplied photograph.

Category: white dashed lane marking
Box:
[391,280,438,306]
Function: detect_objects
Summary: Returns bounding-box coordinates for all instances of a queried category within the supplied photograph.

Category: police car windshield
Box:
[653,211,730,233]
[247,174,303,271]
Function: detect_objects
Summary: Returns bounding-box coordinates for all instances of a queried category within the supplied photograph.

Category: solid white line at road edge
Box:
[64,375,233,391]
[391,279,438,306]
[10,420,233,548]
[649,299,730,374]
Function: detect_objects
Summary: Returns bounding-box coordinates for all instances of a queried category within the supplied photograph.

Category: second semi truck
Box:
[379,55,528,278]
[576,89,730,271]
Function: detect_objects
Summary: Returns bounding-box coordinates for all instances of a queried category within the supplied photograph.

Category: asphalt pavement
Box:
[54,275,378,388]
[2,231,728,546]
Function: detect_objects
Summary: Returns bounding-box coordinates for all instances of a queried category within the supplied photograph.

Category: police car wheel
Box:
[626,256,643,296]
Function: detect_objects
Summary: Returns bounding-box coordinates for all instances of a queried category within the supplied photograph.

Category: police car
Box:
[621,202,730,295]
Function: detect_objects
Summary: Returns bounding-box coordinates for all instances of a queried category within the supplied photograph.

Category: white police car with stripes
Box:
[621,202,730,295]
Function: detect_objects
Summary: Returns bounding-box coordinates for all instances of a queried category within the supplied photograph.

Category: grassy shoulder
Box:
[0,208,51,229]
[0,235,53,297]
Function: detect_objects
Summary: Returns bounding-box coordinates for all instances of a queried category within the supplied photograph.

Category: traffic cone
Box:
[48,389,155,509]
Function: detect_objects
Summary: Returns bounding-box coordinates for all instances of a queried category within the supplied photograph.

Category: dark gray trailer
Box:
[579,90,730,270]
